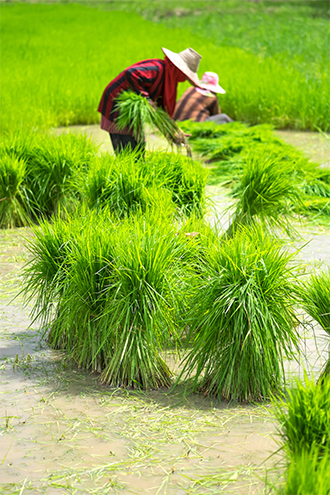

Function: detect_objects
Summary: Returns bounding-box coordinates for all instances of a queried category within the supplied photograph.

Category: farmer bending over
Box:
[174,72,233,124]
[98,47,203,155]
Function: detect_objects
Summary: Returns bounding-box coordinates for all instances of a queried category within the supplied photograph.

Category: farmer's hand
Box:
[172,131,191,146]
[148,99,157,110]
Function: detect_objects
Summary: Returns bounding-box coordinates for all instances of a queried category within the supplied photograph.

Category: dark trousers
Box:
[109,133,146,158]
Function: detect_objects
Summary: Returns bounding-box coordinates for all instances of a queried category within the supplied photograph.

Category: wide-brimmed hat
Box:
[162,47,203,87]
[196,72,226,95]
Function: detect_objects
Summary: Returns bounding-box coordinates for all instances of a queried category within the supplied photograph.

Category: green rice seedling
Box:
[279,447,330,495]
[82,151,145,215]
[45,215,119,372]
[25,132,97,218]
[180,224,301,402]
[226,147,300,237]
[21,207,93,326]
[181,122,282,161]
[273,374,330,457]
[180,121,279,142]
[299,268,330,333]
[267,445,330,495]
[2,131,98,219]
[115,91,188,150]
[82,151,175,218]
[143,152,208,217]
[299,268,330,378]
[22,208,190,388]
[0,154,29,228]
[99,215,189,388]
[82,150,207,218]
[0,130,38,163]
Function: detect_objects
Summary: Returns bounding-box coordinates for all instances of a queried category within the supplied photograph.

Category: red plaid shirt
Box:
[98,59,165,135]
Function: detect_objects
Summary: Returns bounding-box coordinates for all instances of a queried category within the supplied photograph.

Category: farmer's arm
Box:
[125,65,160,99]
[209,95,220,115]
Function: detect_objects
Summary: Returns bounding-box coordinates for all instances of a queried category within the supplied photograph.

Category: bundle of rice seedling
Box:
[267,374,330,495]
[2,131,98,220]
[179,121,282,160]
[299,268,330,378]
[141,152,208,217]
[99,215,188,388]
[81,150,175,218]
[45,215,119,372]
[22,208,190,388]
[279,447,330,495]
[179,224,301,402]
[115,91,191,155]
[273,374,330,457]
[226,147,300,237]
[22,208,90,326]
[25,133,97,218]
[83,150,207,218]
[0,154,29,228]
[268,445,330,495]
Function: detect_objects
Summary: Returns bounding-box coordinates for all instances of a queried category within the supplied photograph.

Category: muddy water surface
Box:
[1,129,330,494]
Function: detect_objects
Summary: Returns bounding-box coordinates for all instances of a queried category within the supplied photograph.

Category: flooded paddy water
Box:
[1,127,329,494]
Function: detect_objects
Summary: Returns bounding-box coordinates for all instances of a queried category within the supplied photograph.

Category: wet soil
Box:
[1,128,330,494]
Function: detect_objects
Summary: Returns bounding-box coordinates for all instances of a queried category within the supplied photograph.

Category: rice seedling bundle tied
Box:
[115,91,192,156]
[180,120,330,224]
[270,374,330,495]
[0,154,29,228]
[299,268,330,379]
[180,225,301,402]
[22,209,192,389]
[0,131,98,226]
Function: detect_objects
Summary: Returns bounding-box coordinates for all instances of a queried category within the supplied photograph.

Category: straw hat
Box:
[196,72,226,95]
[162,47,203,87]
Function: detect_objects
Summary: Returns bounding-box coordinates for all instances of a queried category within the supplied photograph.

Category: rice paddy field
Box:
[1,1,330,494]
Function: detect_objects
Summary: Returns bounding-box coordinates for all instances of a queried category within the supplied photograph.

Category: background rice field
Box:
[1,1,329,134]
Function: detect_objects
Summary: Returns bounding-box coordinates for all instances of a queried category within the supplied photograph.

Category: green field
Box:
[1,2,329,134]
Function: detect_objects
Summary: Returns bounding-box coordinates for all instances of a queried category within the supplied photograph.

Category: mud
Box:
[1,129,330,494]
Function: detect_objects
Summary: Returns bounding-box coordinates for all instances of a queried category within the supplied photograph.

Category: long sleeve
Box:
[125,63,163,98]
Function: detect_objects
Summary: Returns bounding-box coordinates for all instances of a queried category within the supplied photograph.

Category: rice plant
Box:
[0,154,29,228]
[25,133,97,218]
[226,147,300,237]
[22,209,190,389]
[272,374,330,457]
[179,121,330,224]
[82,150,207,218]
[21,208,90,326]
[179,224,301,402]
[268,445,330,495]
[179,122,282,160]
[299,268,330,378]
[115,91,189,151]
[1,131,98,220]
[99,215,188,388]
[142,152,208,217]
[278,447,330,495]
